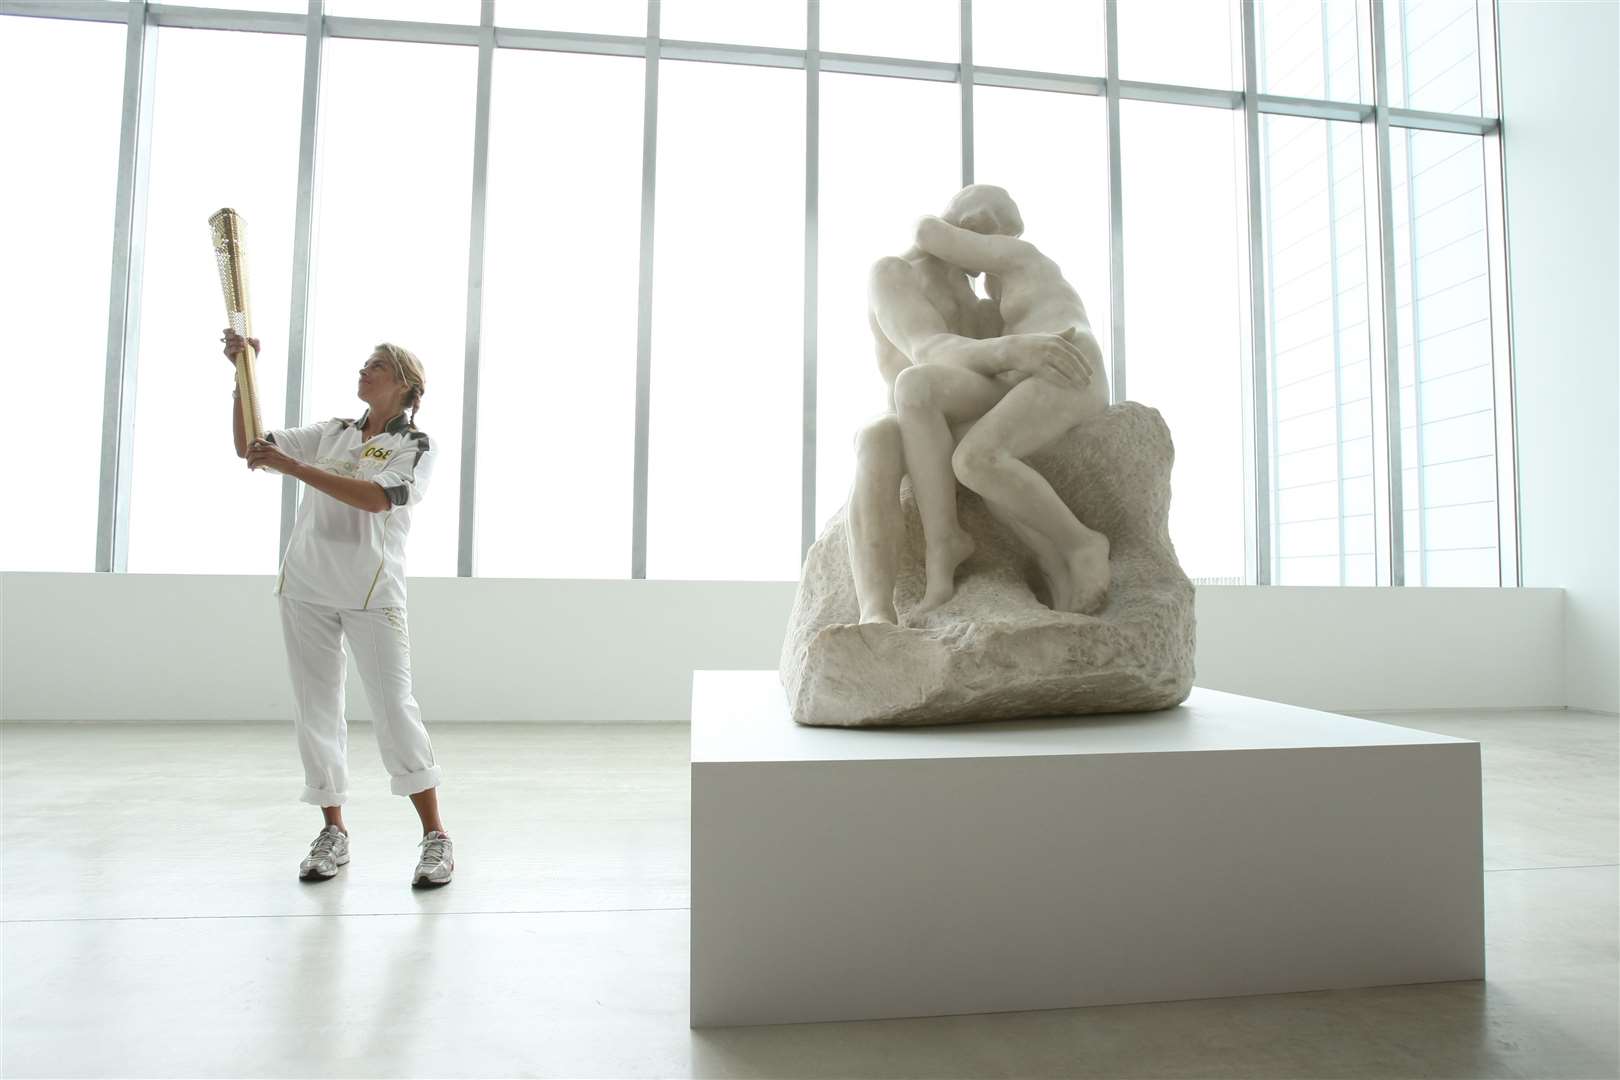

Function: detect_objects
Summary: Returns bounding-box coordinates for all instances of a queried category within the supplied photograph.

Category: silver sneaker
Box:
[413,830,453,887]
[299,825,350,880]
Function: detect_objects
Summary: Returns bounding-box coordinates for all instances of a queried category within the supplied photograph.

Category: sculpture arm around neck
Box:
[915,215,1032,276]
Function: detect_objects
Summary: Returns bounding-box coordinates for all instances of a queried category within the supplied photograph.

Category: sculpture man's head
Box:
[942,184,1024,238]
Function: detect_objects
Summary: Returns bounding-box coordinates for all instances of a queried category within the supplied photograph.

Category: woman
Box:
[224,329,453,887]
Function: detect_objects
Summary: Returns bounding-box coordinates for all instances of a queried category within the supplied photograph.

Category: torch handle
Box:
[235,342,265,445]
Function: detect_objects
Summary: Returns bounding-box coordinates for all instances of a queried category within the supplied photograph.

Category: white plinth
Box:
[689,671,1483,1028]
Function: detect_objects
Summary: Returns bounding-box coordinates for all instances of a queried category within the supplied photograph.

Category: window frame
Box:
[2,0,1516,586]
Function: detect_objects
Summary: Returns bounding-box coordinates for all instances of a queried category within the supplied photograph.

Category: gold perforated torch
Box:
[209,208,264,445]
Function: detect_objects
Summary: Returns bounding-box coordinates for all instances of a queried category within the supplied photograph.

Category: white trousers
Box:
[278,596,442,806]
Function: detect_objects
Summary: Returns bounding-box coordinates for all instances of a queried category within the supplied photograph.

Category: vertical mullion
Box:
[1475,0,1499,117]
[1257,119,1283,586]
[1259,107,1281,584]
[1398,124,1426,585]
[1479,0,1517,585]
[1241,0,1272,586]
[1259,2,1284,585]
[1482,124,1516,586]
[281,0,323,557]
[1369,0,1408,585]
[1105,0,1125,404]
[1321,10,1349,586]
[959,0,973,186]
[456,0,494,578]
[800,0,819,561]
[96,0,156,573]
[1396,2,1427,586]
[630,0,659,579]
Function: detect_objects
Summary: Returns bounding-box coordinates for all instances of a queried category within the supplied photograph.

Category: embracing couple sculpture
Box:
[850,183,1112,623]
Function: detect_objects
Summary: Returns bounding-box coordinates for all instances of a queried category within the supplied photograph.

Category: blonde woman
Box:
[224,329,453,887]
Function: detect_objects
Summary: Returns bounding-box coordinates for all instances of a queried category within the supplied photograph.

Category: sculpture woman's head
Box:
[943,184,1024,238]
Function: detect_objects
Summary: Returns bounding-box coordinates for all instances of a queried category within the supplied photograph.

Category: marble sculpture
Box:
[781,185,1195,727]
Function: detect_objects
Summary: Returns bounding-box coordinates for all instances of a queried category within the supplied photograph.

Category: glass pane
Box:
[973,87,1111,365]
[127,28,303,574]
[310,39,476,577]
[661,0,803,49]
[0,16,124,572]
[647,61,804,580]
[163,0,307,12]
[1384,0,1483,116]
[498,0,645,36]
[325,0,480,22]
[820,0,957,62]
[477,50,642,578]
[1118,0,1240,90]
[1120,100,1247,583]
[1260,115,1375,586]
[1391,131,1497,585]
[972,0,1105,76]
[815,73,959,534]
[1258,0,1364,102]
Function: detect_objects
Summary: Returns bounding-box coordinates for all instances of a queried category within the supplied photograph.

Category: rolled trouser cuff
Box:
[390,765,442,797]
[301,785,348,807]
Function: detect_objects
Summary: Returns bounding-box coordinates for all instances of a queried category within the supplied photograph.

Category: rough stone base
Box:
[781,402,1195,727]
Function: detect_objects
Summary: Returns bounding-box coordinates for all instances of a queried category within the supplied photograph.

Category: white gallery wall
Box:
[1499,0,1620,714]
[0,574,1563,723]
[3,2,1613,726]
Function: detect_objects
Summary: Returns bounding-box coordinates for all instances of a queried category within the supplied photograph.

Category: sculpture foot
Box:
[857,601,899,625]
[1062,531,1111,615]
[914,530,976,615]
[995,513,1073,611]
[1033,547,1074,612]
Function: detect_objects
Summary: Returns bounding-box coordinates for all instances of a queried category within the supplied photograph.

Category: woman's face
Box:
[358,353,405,410]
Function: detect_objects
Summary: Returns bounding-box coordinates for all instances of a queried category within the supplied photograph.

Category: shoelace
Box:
[308,831,342,859]
[418,835,451,865]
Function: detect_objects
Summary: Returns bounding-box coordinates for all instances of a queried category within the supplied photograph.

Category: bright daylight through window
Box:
[0,0,1511,589]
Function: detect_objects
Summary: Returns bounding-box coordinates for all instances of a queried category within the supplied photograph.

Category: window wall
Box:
[476,49,642,579]
[1259,114,1376,586]
[0,15,125,573]
[0,0,1515,588]
[1121,100,1248,584]
[126,27,302,574]
[648,60,804,580]
[1390,129,1500,585]
[307,37,476,578]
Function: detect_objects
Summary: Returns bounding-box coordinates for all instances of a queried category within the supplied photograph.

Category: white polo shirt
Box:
[267,411,436,610]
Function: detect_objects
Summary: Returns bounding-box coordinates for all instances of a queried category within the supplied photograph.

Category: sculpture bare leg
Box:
[890,364,1007,614]
[979,490,1076,610]
[952,378,1111,614]
[893,363,1075,611]
[847,416,907,624]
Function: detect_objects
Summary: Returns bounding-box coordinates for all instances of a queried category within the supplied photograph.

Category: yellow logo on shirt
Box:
[362,446,392,461]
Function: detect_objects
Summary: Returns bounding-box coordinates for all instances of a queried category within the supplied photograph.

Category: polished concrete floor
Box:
[2,708,1615,1079]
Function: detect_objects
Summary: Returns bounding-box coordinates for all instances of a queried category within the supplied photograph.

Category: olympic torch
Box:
[209,207,264,445]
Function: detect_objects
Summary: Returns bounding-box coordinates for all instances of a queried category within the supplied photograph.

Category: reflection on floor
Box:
[2,708,1615,1079]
